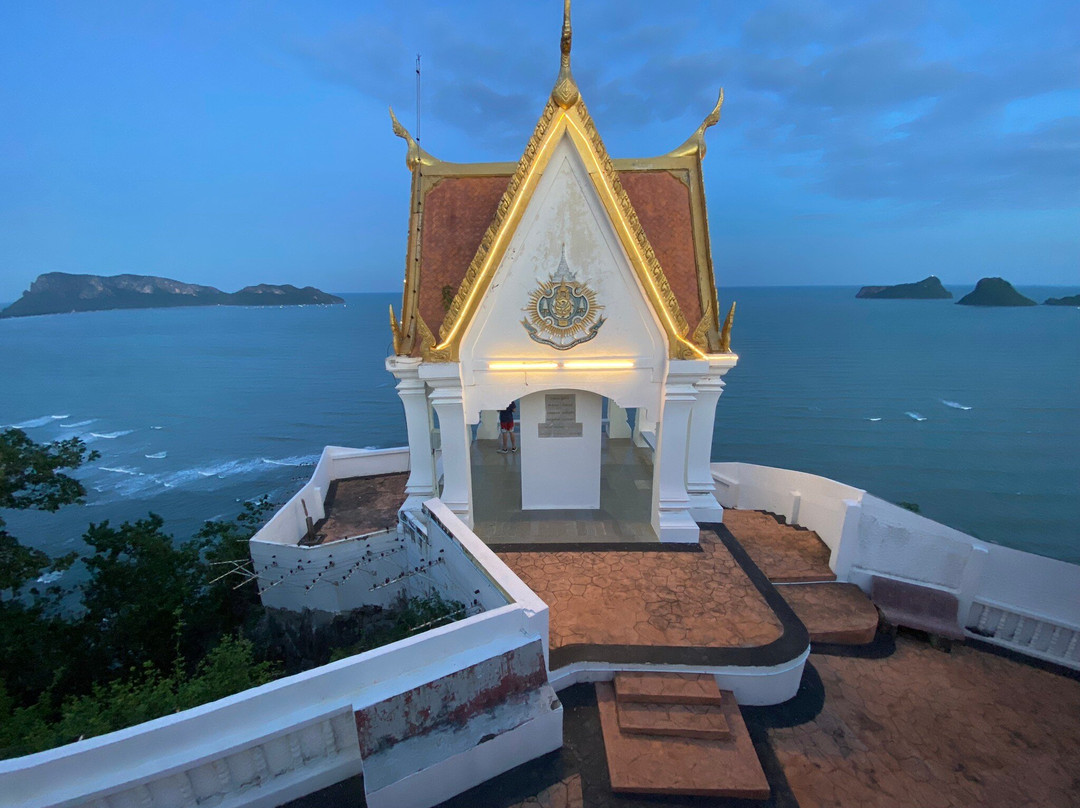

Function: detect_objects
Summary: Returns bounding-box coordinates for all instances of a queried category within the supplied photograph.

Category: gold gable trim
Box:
[426,95,703,362]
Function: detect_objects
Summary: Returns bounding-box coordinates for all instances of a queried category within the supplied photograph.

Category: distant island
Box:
[0,273,344,319]
[1044,294,1080,306]
[956,277,1037,307]
[856,276,952,299]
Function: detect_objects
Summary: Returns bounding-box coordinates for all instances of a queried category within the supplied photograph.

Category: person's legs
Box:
[509,425,517,452]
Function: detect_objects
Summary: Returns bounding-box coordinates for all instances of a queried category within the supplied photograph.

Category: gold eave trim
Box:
[426,98,703,362]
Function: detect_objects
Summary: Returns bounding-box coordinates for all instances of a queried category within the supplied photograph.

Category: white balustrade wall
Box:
[1,443,553,808]
[712,462,1080,670]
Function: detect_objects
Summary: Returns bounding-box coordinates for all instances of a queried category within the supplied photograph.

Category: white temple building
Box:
[386,4,737,543]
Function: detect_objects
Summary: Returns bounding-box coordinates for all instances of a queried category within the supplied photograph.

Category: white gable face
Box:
[458,133,667,421]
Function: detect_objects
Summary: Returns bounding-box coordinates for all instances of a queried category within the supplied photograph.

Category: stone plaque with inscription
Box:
[538,393,583,438]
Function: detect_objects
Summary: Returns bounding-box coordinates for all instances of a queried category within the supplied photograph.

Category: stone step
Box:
[616,700,732,740]
[779,581,879,645]
[613,672,724,706]
[597,682,770,799]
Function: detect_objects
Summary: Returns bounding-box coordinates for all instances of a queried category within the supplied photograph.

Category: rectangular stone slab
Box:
[616,700,732,740]
[597,682,770,799]
[613,672,724,705]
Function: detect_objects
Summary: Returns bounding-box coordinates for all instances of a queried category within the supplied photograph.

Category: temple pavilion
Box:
[386,2,737,544]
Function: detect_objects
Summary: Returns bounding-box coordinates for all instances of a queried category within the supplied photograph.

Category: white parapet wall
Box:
[712,462,1080,670]
[2,447,561,808]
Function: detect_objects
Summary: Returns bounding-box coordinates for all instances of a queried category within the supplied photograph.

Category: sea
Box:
[1,287,1078,566]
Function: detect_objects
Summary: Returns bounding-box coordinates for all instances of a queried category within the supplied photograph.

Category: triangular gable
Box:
[423,94,705,363]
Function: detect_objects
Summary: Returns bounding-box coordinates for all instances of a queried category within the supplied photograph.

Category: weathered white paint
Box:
[712,462,1080,669]
[520,389,602,509]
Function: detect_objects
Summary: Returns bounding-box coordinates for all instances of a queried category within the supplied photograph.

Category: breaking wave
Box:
[90,430,135,439]
[60,419,96,428]
[145,451,167,459]
[905,411,927,422]
[940,399,973,410]
[51,414,69,420]
[8,416,56,429]
[101,466,143,476]
[866,417,882,422]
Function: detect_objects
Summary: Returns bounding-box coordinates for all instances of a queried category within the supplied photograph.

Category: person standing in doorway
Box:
[498,401,517,454]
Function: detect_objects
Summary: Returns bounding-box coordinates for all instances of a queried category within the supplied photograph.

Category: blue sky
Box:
[1,0,1077,301]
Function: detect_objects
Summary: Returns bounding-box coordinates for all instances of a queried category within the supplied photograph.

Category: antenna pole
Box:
[415,53,421,143]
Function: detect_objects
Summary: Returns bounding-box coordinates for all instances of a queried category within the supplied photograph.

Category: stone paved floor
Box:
[472,437,657,543]
[771,637,1080,808]
[314,472,407,544]
[498,529,783,652]
[723,510,836,582]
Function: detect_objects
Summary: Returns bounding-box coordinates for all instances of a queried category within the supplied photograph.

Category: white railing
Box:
[712,462,1080,670]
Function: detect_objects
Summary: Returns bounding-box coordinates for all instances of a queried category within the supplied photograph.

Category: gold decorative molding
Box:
[414,310,437,359]
[690,297,714,350]
[666,89,724,159]
[389,106,441,170]
[719,301,736,353]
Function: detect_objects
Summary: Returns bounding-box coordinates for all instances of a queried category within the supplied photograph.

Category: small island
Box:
[856,276,952,299]
[1044,294,1080,306]
[956,277,1037,307]
[0,273,344,319]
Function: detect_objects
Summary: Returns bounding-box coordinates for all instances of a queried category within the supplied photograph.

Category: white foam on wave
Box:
[9,416,56,429]
[150,425,164,430]
[145,451,167,459]
[261,454,320,467]
[940,399,973,410]
[101,466,144,476]
[60,419,96,428]
[866,417,882,422]
[905,411,927,422]
[36,570,64,585]
[90,430,135,439]
[51,414,69,420]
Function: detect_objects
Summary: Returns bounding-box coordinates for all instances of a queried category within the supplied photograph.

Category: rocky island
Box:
[956,277,1037,307]
[0,273,344,318]
[1044,294,1080,306]
[856,276,952,299]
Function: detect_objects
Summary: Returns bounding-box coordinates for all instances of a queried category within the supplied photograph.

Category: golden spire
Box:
[551,0,579,108]
[667,88,724,159]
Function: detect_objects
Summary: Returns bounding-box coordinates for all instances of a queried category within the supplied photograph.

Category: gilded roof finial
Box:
[551,0,579,108]
[718,300,736,353]
[667,88,724,159]
[388,106,440,171]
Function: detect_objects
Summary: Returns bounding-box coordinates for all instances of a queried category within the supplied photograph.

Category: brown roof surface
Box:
[408,169,706,356]
[416,176,510,341]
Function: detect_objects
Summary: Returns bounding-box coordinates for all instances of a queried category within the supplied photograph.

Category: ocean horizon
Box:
[2,286,1077,566]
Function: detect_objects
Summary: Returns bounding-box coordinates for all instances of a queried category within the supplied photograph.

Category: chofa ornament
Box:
[522,248,605,350]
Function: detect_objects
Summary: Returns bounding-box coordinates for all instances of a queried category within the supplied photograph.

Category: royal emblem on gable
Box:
[522,250,605,350]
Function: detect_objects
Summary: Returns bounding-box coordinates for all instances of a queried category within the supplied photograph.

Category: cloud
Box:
[288,0,1079,215]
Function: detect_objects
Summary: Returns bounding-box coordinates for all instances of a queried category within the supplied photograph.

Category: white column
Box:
[686,356,738,523]
[386,357,437,517]
[476,410,500,440]
[651,360,707,543]
[421,364,474,527]
[607,399,632,439]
